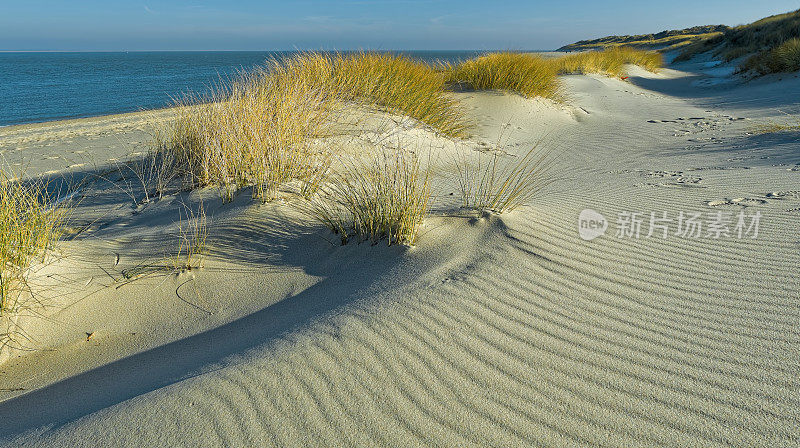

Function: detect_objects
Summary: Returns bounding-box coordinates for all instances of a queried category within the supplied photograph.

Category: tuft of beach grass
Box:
[446,52,562,100]
[456,141,558,214]
[551,47,663,76]
[306,148,431,246]
[0,171,66,316]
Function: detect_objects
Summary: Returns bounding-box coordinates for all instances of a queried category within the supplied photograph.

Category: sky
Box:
[1,1,798,51]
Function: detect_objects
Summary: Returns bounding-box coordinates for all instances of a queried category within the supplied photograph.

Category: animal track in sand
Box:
[765,191,800,200]
[639,170,703,188]
[707,197,768,207]
[687,166,750,172]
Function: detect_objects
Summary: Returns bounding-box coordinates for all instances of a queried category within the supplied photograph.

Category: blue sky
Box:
[1,1,798,51]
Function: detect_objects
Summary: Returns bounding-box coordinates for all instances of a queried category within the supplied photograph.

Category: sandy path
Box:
[0,66,798,446]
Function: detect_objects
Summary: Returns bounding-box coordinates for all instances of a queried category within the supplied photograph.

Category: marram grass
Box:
[446,52,562,100]
[156,52,466,202]
[551,47,663,76]
[456,142,558,213]
[0,172,65,316]
[307,148,431,246]
[743,37,800,75]
[150,50,662,242]
[329,52,468,137]
[445,48,661,100]
[157,58,338,202]
[676,9,800,75]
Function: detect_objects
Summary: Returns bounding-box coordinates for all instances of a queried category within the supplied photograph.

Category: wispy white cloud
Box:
[143,5,154,14]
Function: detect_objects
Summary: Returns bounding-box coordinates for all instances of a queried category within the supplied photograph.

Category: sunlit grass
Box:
[155,52,465,203]
[456,142,557,213]
[444,48,661,100]
[329,52,467,137]
[446,52,561,99]
[552,47,663,76]
[0,172,66,316]
[307,148,431,246]
[743,37,800,75]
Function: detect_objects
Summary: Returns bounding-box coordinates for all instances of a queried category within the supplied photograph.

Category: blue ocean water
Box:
[0,51,487,127]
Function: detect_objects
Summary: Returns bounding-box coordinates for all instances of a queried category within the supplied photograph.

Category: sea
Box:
[0,51,492,127]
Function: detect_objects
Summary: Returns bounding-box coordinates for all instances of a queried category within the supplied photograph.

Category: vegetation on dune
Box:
[445,52,562,100]
[0,172,65,316]
[155,51,466,203]
[456,141,557,214]
[143,46,676,248]
[558,26,727,52]
[675,9,800,75]
[329,52,467,137]
[742,37,800,75]
[144,50,659,244]
[307,149,431,246]
[444,48,661,99]
[552,47,663,76]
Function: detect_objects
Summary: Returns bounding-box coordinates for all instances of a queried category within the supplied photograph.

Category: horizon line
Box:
[0,48,557,53]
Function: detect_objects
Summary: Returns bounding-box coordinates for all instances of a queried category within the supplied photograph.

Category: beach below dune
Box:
[0,64,799,446]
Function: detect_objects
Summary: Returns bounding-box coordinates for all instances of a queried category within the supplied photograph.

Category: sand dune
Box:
[0,63,798,446]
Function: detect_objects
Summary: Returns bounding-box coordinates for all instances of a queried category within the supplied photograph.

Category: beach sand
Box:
[0,62,798,446]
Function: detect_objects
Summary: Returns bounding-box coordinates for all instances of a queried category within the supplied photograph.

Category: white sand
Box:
[0,64,798,447]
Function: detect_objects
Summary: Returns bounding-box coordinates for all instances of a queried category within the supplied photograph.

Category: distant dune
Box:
[557,25,728,52]
[560,8,800,77]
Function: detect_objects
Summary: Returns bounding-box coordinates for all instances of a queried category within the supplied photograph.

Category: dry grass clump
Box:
[329,52,467,136]
[446,52,561,100]
[456,142,557,213]
[173,201,208,272]
[754,113,800,134]
[444,49,661,100]
[158,61,337,202]
[155,52,465,202]
[308,149,431,246]
[0,173,65,315]
[553,47,663,76]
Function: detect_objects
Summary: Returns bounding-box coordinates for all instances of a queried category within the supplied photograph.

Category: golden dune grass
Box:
[157,58,338,202]
[0,172,65,315]
[157,52,465,202]
[446,52,561,99]
[152,50,659,242]
[743,37,800,74]
[456,142,557,213]
[329,52,467,137]
[552,47,663,76]
[445,48,661,99]
[307,149,431,245]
